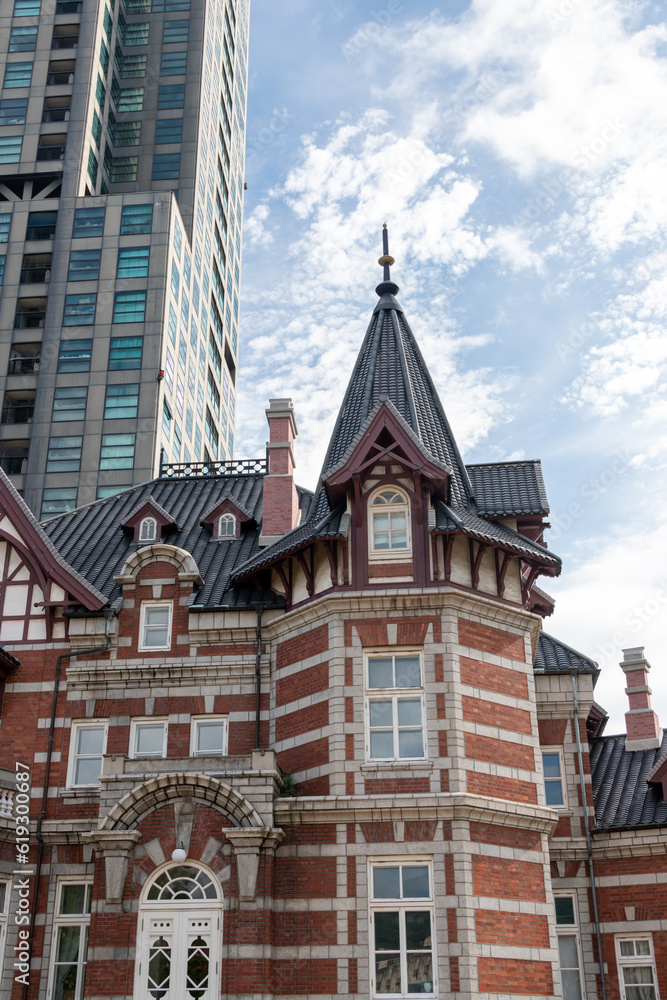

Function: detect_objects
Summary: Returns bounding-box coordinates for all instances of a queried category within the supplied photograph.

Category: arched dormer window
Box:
[218,513,236,538]
[369,488,411,557]
[139,517,157,542]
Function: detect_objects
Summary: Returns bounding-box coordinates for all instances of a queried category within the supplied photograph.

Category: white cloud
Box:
[245,204,274,246]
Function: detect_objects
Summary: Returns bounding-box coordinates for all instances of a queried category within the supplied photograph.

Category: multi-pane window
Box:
[158,84,185,109]
[14,0,41,12]
[63,293,97,327]
[120,203,152,234]
[0,136,22,163]
[114,86,144,112]
[139,602,172,650]
[46,436,82,472]
[155,118,183,144]
[109,336,142,370]
[139,516,157,541]
[3,63,33,88]
[370,489,410,554]
[191,716,227,756]
[555,896,584,1000]
[160,51,187,75]
[367,654,424,761]
[0,98,28,124]
[112,290,146,323]
[542,749,565,807]
[100,433,135,470]
[104,384,139,419]
[48,883,92,999]
[0,256,5,286]
[123,21,149,45]
[97,485,130,499]
[130,720,167,758]
[120,54,147,78]
[152,152,180,179]
[218,513,236,537]
[163,19,189,42]
[72,207,105,238]
[52,386,87,422]
[58,339,92,372]
[162,400,172,437]
[112,120,141,146]
[9,26,38,50]
[370,862,435,997]
[117,246,150,278]
[41,487,77,518]
[68,725,106,787]
[0,215,10,242]
[109,156,138,182]
[68,249,101,281]
[615,937,659,1000]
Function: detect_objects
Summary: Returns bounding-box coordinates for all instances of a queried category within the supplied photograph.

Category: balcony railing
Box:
[2,406,34,425]
[20,266,51,283]
[37,145,66,161]
[0,457,28,475]
[160,457,268,478]
[46,71,75,85]
[55,0,82,10]
[25,226,56,240]
[14,312,46,329]
[42,108,70,123]
[8,357,40,375]
[51,35,79,49]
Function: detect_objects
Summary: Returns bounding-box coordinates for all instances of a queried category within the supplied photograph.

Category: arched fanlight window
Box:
[139,517,157,542]
[369,489,410,553]
[218,513,236,538]
[146,865,219,902]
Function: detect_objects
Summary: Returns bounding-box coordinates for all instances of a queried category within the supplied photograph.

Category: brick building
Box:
[0,236,665,999]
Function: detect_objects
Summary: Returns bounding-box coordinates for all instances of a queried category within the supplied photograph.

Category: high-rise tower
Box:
[0,0,249,517]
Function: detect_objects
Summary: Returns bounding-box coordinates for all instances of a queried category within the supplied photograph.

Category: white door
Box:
[137,908,220,1000]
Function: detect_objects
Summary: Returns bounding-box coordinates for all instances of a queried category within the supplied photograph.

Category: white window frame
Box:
[615,935,660,1000]
[542,746,567,808]
[138,601,173,652]
[554,893,585,1000]
[365,650,426,763]
[46,880,93,1000]
[217,512,236,537]
[369,857,436,998]
[0,878,9,982]
[66,720,108,788]
[368,486,412,562]
[139,516,157,541]
[130,718,168,759]
[190,716,228,757]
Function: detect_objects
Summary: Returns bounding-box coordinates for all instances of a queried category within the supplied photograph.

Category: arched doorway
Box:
[134,863,222,1000]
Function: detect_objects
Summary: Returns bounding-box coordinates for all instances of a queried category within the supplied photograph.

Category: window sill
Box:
[368,552,413,564]
[61,786,100,801]
[361,760,433,771]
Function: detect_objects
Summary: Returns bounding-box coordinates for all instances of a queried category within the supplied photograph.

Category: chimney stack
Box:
[260,398,299,546]
[621,647,662,752]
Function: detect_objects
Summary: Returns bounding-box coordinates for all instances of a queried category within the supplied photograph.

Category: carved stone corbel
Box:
[225,827,284,901]
[82,830,142,905]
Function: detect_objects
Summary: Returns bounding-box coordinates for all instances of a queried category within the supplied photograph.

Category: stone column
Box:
[82,830,142,908]
[225,827,284,902]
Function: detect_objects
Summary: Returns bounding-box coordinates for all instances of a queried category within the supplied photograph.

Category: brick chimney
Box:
[621,647,662,751]
[260,398,299,546]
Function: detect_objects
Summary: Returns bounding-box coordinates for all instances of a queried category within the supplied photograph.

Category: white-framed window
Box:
[47,882,92,1000]
[555,894,584,1000]
[370,859,435,997]
[542,748,566,807]
[0,878,8,981]
[67,721,107,787]
[217,513,236,537]
[615,936,659,1000]
[139,602,173,651]
[130,719,167,759]
[139,516,157,541]
[190,716,228,757]
[369,487,411,559]
[366,652,425,761]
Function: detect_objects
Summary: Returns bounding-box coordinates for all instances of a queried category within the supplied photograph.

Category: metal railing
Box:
[55,0,82,10]
[51,35,79,49]
[37,145,66,161]
[14,312,46,329]
[2,406,34,425]
[42,108,70,122]
[0,457,28,475]
[25,226,56,240]
[20,266,51,283]
[160,457,268,478]
[46,71,75,85]
[8,357,39,375]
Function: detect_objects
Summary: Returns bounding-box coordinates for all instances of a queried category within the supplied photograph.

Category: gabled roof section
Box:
[201,493,254,527]
[0,469,105,610]
[534,631,598,675]
[590,730,667,830]
[466,460,550,517]
[122,496,178,532]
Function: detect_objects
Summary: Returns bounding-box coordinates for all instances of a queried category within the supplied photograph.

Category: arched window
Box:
[139,517,157,542]
[369,488,410,554]
[218,513,236,538]
[135,863,222,1000]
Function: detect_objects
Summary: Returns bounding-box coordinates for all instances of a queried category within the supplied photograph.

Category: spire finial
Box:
[378,223,395,281]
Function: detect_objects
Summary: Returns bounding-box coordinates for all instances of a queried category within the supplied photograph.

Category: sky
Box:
[236,0,667,733]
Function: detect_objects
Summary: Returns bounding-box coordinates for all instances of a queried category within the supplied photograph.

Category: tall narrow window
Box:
[542,749,566,807]
[0,880,8,981]
[68,724,107,787]
[48,883,92,1000]
[369,488,410,556]
[139,603,172,651]
[366,653,424,761]
[555,896,584,1000]
[370,861,435,997]
[615,937,658,1000]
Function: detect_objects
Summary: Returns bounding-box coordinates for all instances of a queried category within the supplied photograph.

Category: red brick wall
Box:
[472,856,546,901]
[465,733,535,770]
[462,695,532,735]
[475,910,550,947]
[460,655,528,699]
[275,701,328,742]
[276,737,329,774]
[364,777,430,794]
[272,911,337,946]
[276,624,329,670]
[458,618,526,661]
[274,858,337,898]
[478,958,553,995]
[467,771,538,804]
[275,662,329,706]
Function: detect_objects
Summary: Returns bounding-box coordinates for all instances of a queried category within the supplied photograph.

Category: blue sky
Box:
[237,0,667,732]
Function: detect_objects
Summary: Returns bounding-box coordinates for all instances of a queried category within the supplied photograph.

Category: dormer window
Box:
[218,513,236,537]
[139,516,157,542]
[370,488,410,557]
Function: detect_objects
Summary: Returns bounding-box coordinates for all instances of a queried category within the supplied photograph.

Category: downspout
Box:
[253,603,263,748]
[570,668,607,1000]
[23,611,113,1000]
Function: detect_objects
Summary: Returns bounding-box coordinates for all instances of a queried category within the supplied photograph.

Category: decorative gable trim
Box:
[122,496,178,543]
[201,496,252,539]
[114,544,204,587]
[647,749,667,799]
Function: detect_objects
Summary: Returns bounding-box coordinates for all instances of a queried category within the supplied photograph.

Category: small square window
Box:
[100,432,135,470]
[112,290,146,323]
[3,63,33,89]
[0,136,23,164]
[72,207,105,238]
[52,386,87,422]
[46,435,82,472]
[158,84,185,109]
[41,487,77,519]
[120,53,147,78]
[117,246,150,278]
[109,335,142,370]
[112,120,141,146]
[155,118,183,144]
[123,22,149,45]
[9,26,38,51]
[63,293,97,327]
[120,204,153,235]
[152,152,180,180]
[114,86,144,112]
[130,720,167,758]
[191,717,227,756]
[0,98,29,125]
[68,249,101,281]
[58,339,92,372]
[104,383,139,419]
[542,749,566,807]
[110,156,138,182]
[160,51,187,75]
[163,19,189,43]
[68,723,107,787]
[139,603,172,651]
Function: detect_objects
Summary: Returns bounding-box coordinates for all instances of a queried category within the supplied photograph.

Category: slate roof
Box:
[432,501,561,568]
[466,460,550,517]
[590,730,667,830]
[41,475,312,609]
[534,631,598,674]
